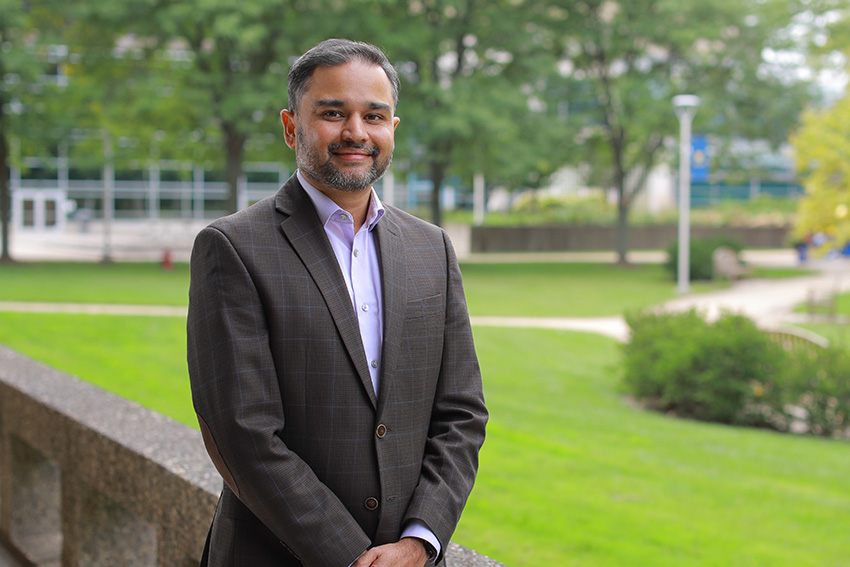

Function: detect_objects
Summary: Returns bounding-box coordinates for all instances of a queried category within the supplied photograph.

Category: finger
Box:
[351,548,378,567]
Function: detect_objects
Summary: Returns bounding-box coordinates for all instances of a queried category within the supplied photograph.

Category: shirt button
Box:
[339,213,348,222]
[364,497,379,511]
[370,360,378,369]
[376,424,387,438]
[361,303,369,312]
[353,249,359,257]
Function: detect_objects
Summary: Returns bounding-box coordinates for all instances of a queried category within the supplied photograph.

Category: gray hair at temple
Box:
[287,38,400,114]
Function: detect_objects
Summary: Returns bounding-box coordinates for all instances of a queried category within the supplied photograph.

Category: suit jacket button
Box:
[365,497,379,511]
[376,424,387,438]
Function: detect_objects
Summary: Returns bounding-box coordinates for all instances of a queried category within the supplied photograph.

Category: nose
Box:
[342,115,367,143]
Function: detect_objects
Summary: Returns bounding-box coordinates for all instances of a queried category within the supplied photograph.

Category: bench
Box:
[765,327,830,351]
[712,246,752,281]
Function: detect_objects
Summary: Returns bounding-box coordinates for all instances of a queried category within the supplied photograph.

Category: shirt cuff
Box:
[402,520,441,562]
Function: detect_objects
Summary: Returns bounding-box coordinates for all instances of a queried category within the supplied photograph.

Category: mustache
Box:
[328,142,380,156]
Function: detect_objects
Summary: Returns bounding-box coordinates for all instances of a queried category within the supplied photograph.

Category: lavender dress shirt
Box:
[297,171,440,561]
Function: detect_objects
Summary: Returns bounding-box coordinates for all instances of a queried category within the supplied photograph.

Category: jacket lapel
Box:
[374,210,406,412]
[274,177,377,409]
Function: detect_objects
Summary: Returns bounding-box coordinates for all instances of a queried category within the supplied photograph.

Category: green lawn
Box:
[0,260,801,317]
[0,261,191,305]
[462,262,720,317]
[458,328,850,567]
[0,312,194,425]
[1,260,847,566]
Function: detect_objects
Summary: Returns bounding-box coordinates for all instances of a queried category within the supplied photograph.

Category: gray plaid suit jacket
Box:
[187,175,488,567]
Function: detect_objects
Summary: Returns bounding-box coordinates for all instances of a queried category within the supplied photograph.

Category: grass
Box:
[0,261,191,305]
[0,260,707,317]
[1,314,846,566]
[456,327,850,567]
[2,259,847,566]
[460,262,720,317]
[0,260,802,318]
[0,312,195,426]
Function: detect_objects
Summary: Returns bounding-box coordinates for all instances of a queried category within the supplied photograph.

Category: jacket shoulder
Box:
[383,205,445,240]
[205,194,278,233]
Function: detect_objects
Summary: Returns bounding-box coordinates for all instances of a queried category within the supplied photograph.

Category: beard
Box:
[295,127,393,193]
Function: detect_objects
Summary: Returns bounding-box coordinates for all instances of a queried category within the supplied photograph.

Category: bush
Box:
[622,309,850,438]
[664,236,745,281]
[778,345,850,437]
[510,193,616,224]
[622,309,783,424]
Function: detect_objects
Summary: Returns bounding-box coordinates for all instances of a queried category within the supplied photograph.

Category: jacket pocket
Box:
[406,293,444,321]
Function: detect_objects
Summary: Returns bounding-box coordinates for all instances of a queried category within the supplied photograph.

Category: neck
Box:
[316,182,372,233]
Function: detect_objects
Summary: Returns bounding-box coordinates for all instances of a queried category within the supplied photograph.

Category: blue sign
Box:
[691,135,710,183]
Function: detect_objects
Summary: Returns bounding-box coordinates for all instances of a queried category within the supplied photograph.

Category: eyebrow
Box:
[314,99,392,112]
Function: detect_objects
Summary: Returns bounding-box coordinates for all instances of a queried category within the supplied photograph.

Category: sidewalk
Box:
[8,219,204,263]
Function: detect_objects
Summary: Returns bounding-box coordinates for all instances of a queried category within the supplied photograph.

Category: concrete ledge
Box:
[469,225,790,253]
[0,346,507,567]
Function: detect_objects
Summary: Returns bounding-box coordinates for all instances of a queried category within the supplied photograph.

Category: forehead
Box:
[302,60,395,112]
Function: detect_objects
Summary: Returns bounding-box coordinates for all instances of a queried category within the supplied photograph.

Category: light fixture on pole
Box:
[673,94,700,294]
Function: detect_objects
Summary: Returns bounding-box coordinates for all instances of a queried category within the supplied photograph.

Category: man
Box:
[187,38,488,567]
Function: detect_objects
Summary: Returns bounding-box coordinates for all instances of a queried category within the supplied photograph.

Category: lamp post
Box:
[673,94,700,294]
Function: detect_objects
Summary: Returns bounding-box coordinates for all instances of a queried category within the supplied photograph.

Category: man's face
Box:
[281,60,400,195]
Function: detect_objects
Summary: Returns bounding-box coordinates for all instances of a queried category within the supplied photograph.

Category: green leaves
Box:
[3,0,842,223]
[792,93,850,243]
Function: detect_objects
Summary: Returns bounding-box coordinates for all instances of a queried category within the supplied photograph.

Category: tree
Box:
[539,0,817,264]
[792,92,850,245]
[766,0,850,246]
[353,0,566,226]
[105,0,361,214]
[0,0,71,262]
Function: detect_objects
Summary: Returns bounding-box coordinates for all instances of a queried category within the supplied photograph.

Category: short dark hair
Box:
[287,38,400,114]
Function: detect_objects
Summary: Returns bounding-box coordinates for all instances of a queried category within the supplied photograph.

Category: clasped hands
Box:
[352,537,430,567]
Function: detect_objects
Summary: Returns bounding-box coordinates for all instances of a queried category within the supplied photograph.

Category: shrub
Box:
[622,309,785,425]
[664,236,745,281]
[778,345,850,437]
[510,193,616,224]
[623,309,850,438]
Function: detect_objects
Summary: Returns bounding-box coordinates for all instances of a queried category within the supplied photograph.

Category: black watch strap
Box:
[421,540,437,562]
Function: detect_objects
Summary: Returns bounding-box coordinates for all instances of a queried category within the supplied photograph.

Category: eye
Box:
[365,113,387,122]
[322,110,344,119]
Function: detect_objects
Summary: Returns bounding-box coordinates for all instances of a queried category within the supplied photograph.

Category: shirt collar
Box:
[297,170,385,231]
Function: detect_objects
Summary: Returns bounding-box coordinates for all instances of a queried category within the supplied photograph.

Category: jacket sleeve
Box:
[187,225,371,567]
[402,230,489,563]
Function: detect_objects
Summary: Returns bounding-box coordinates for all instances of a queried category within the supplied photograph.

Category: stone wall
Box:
[0,346,506,567]
[467,225,791,253]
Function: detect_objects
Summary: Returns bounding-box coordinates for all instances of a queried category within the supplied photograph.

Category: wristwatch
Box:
[421,539,437,562]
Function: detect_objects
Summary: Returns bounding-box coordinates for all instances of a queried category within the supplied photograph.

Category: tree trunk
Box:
[0,119,13,264]
[223,122,246,214]
[615,173,629,265]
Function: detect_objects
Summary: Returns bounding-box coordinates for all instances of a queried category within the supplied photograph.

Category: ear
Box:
[392,116,400,131]
[281,109,297,149]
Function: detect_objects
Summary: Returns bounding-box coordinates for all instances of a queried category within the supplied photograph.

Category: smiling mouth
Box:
[329,143,379,160]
